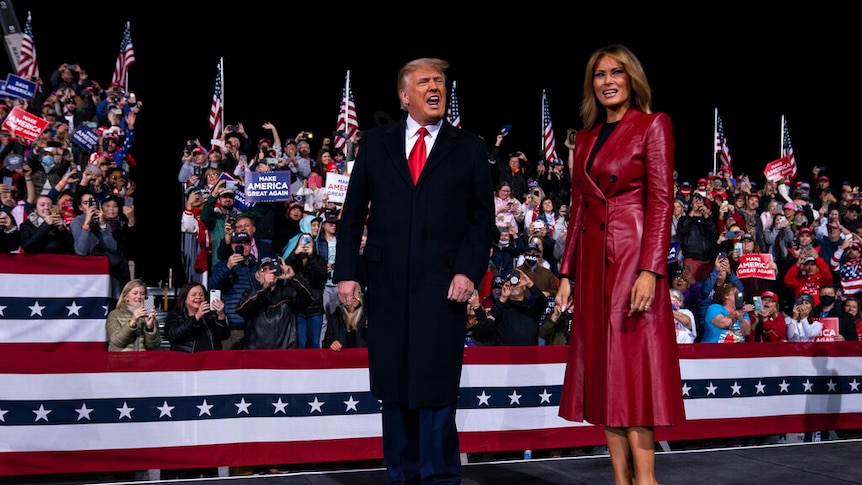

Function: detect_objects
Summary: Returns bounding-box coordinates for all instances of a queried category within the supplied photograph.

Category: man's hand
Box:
[338,280,362,307]
[447,273,474,302]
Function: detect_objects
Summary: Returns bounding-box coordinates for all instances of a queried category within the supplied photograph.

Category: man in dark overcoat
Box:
[335,58,495,485]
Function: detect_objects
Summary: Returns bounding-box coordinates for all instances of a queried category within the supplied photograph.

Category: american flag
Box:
[16,11,39,79]
[715,110,733,174]
[110,22,135,89]
[447,80,461,128]
[1,343,861,476]
[333,70,359,151]
[782,116,798,181]
[542,90,559,164]
[209,60,224,140]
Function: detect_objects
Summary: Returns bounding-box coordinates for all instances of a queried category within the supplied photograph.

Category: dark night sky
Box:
[3,4,854,283]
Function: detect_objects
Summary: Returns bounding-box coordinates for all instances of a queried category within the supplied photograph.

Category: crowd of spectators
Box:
[3,64,862,352]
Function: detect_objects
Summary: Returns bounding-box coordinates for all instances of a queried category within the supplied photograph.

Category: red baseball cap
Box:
[761,291,778,301]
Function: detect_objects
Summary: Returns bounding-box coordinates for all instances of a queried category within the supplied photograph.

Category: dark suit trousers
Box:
[382,400,461,485]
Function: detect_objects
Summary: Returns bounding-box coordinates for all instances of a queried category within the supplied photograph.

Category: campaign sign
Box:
[3,74,37,100]
[737,253,776,280]
[325,172,351,204]
[1,106,48,143]
[244,171,291,203]
[216,173,252,211]
[814,317,839,342]
[667,242,681,265]
[70,124,99,153]
[764,156,796,182]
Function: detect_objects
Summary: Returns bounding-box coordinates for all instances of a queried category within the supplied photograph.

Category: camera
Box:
[233,245,244,255]
[506,271,520,286]
[260,257,282,277]
[226,217,237,228]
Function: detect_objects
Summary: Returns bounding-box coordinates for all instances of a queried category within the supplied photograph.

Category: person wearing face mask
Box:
[27,140,71,195]
[515,240,558,297]
[814,284,858,341]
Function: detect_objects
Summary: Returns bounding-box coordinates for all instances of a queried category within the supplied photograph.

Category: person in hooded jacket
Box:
[282,222,328,348]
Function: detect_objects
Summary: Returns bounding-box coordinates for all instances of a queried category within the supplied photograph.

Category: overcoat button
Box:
[600,223,605,230]
[609,175,618,182]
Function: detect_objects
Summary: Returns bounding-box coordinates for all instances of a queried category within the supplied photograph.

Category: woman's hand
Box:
[555,278,573,312]
[628,271,657,316]
[195,301,210,320]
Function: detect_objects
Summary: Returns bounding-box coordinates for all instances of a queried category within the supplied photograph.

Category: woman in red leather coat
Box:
[554,44,685,485]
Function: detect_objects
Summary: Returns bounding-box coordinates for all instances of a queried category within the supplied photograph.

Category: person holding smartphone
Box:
[164,282,230,352]
[703,281,752,343]
[106,279,161,351]
[282,231,327,348]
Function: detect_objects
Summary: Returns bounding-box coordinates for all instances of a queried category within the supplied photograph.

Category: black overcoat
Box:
[335,118,495,408]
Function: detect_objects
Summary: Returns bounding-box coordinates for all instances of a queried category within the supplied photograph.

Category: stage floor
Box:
[10,437,862,485]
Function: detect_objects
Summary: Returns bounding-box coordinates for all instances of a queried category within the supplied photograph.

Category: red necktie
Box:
[408,127,428,184]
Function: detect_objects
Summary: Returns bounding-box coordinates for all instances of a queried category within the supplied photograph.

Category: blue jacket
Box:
[208,255,260,329]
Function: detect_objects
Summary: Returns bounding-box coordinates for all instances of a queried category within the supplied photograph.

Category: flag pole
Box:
[124,21,130,93]
[343,70,350,135]
[713,108,718,175]
[219,57,225,136]
[780,114,785,159]
[539,89,547,162]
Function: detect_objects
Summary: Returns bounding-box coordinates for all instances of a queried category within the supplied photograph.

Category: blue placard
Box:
[243,171,291,203]
[70,124,99,153]
[4,74,37,99]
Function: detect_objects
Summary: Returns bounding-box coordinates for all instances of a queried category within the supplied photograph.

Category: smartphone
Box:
[209,289,221,303]
[734,291,745,310]
[718,251,728,260]
[124,196,134,208]
[753,296,763,312]
[143,294,155,313]
[734,242,743,255]
[725,231,738,239]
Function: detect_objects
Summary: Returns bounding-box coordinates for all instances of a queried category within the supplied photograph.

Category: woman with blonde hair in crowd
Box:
[322,291,368,351]
[106,278,161,351]
[703,281,753,343]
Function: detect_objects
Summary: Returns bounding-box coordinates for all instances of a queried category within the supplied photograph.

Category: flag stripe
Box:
[16,12,39,79]
[715,111,733,174]
[782,117,798,181]
[542,91,559,163]
[110,22,135,89]
[333,71,359,150]
[0,254,110,349]
[447,80,461,128]
[209,62,223,140]
[1,346,862,476]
